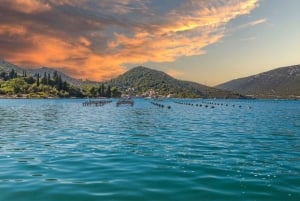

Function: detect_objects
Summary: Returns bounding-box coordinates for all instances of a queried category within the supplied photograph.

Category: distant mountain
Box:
[107,66,245,98]
[0,59,24,73]
[0,60,97,86]
[216,65,300,99]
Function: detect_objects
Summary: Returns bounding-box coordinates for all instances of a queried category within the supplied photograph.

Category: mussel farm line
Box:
[82,100,113,107]
[149,101,171,109]
[174,101,252,110]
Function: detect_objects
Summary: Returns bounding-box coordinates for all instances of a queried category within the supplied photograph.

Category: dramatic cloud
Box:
[0,0,259,81]
[1,0,51,14]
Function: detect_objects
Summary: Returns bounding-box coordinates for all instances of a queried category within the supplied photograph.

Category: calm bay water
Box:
[0,98,299,201]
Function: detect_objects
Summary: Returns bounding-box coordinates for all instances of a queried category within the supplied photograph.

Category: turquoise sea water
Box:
[0,99,299,201]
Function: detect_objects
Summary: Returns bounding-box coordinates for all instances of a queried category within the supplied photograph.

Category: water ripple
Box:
[0,99,299,201]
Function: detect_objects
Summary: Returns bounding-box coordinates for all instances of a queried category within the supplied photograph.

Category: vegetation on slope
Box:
[0,69,121,98]
[108,66,245,98]
[0,60,246,99]
[216,65,300,98]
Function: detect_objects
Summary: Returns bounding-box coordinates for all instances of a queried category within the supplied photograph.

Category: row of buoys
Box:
[150,101,171,109]
[174,101,215,109]
[82,100,112,107]
[174,101,252,109]
[202,101,252,109]
[202,101,240,108]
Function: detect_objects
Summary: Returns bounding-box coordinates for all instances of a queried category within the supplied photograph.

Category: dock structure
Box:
[83,100,112,107]
[116,99,134,107]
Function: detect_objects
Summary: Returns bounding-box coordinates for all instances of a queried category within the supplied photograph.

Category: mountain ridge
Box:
[107,66,244,98]
[216,65,300,98]
[1,60,244,98]
[7,59,299,99]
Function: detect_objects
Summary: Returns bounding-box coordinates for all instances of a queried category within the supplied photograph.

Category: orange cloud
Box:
[79,37,91,47]
[0,0,260,82]
[2,0,51,14]
[3,33,125,81]
[105,0,259,64]
[0,23,123,80]
[0,24,27,36]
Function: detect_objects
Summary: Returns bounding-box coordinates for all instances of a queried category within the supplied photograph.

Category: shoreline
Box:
[0,95,299,101]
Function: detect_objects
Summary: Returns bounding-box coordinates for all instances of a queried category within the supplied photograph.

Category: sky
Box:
[0,0,300,86]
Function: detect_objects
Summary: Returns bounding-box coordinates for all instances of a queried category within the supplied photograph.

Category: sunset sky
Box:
[1,0,300,86]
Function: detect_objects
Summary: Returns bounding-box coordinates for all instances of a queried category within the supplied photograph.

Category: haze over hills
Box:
[216,65,300,99]
[107,66,244,98]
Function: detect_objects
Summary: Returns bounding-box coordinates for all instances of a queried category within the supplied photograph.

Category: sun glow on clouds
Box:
[2,0,51,13]
[0,0,259,81]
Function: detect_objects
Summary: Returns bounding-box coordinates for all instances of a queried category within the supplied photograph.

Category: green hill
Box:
[216,65,300,99]
[108,66,245,98]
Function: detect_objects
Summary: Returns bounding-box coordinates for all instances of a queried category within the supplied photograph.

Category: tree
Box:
[98,83,104,97]
[62,81,68,91]
[47,73,51,85]
[9,69,17,79]
[0,78,29,94]
[36,73,40,86]
[41,72,47,85]
[57,74,62,90]
[111,86,121,97]
[0,72,8,80]
[25,76,35,84]
[100,83,105,97]
[90,86,98,97]
[22,70,27,77]
[53,71,58,85]
[106,85,111,98]
[69,86,83,97]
